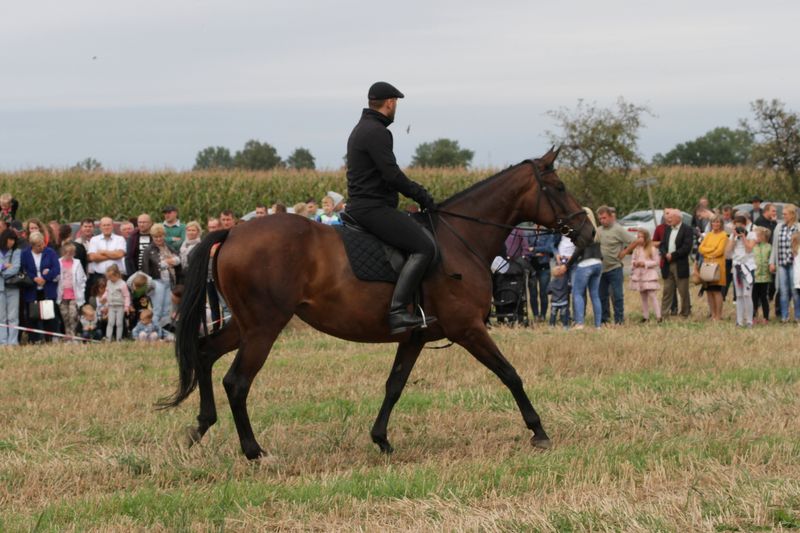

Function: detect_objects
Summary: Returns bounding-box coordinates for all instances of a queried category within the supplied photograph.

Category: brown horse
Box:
[161,148,594,460]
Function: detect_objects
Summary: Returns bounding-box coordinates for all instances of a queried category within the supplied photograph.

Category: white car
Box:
[618,209,692,236]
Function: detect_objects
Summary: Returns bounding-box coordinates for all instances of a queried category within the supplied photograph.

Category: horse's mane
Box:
[438,162,525,207]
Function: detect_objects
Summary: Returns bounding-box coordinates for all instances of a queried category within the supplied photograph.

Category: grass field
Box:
[2,302,800,531]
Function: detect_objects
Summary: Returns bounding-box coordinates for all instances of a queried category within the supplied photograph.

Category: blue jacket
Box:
[0,247,22,292]
[21,247,61,302]
[525,232,560,267]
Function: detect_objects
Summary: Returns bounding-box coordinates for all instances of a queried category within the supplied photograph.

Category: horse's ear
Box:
[553,146,561,161]
[541,146,558,166]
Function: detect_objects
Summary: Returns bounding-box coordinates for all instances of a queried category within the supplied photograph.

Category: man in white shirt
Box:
[87,217,127,291]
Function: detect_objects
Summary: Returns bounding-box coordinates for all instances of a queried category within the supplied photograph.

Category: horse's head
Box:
[522,147,595,249]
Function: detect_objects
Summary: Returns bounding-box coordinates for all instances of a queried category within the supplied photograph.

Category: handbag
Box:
[699,261,720,283]
[4,271,36,289]
[29,299,56,321]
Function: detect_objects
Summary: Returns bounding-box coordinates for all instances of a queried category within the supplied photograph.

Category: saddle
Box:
[335,212,439,283]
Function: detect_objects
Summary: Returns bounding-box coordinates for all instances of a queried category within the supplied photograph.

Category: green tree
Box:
[741,98,800,194]
[652,127,753,166]
[233,140,283,170]
[546,97,652,205]
[286,147,316,170]
[411,138,474,168]
[72,157,103,172]
[194,146,233,170]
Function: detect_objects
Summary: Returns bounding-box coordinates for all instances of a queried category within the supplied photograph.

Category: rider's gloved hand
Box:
[418,192,436,211]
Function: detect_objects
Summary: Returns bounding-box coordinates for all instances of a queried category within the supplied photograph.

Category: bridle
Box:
[430,159,589,272]
[526,158,587,242]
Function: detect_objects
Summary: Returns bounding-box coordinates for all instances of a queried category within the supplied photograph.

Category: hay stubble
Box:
[1,309,799,531]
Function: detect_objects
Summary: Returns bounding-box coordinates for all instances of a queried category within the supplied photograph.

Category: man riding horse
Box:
[346,81,438,335]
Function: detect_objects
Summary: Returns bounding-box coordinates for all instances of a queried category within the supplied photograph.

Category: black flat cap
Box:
[750,195,763,203]
[368,81,404,100]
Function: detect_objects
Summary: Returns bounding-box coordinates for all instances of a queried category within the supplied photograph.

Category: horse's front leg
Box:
[370,334,425,453]
[457,324,551,449]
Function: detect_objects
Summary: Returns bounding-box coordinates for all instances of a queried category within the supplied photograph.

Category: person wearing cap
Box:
[346,81,437,334]
[162,205,185,255]
[316,195,342,226]
[327,190,346,213]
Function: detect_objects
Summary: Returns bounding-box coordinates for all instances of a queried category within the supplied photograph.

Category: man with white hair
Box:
[87,217,127,292]
[658,208,693,318]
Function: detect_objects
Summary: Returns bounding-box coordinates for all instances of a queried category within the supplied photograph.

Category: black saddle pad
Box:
[334,225,399,283]
[335,212,439,283]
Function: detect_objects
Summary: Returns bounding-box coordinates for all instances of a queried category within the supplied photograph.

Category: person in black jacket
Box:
[659,208,694,318]
[345,81,437,334]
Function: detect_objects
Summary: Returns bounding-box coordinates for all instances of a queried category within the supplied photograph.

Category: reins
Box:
[431,207,561,235]
[428,158,587,274]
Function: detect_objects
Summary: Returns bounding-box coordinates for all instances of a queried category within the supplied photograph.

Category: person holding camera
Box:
[726,214,757,327]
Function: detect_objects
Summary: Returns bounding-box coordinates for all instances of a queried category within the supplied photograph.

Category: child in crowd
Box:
[131,308,164,341]
[100,264,131,341]
[127,271,155,330]
[629,228,662,322]
[0,193,17,224]
[316,195,342,225]
[79,304,104,341]
[752,226,772,323]
[89,277,108,333]
[550,234,577,328]
[56,242,87,339]
[547,257,570,328]
[292,203,309,218]
[162,285,183,340]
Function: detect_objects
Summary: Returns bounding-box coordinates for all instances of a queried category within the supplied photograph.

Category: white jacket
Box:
[56,258,87,306]
[793,254,800,290]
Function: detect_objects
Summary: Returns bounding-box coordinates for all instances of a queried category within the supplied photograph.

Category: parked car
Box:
[733,202,789,221]
[618,209,692,236]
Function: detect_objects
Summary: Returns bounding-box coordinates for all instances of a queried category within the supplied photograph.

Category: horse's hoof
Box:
[375,441,394,454]
[531,437,552,450]
[186,427,203,447]
[244,447,265,461]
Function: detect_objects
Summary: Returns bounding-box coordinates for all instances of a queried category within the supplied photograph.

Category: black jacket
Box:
[659,224,694,279]
[141,244,178,287]
[346,108,433,212]
[755,216,777,235]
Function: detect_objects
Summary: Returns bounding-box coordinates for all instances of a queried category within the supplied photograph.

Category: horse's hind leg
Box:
[223,318,289,460]
[370,335,425,454]
[458,325,551,449]
[188,320,241,446]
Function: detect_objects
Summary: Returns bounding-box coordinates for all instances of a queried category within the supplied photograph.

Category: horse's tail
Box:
[157,229,230,409]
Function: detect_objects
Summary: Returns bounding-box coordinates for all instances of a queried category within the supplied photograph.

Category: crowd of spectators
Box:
[0,190,346,345]
[500,196,798,330]
[1,186,792,343]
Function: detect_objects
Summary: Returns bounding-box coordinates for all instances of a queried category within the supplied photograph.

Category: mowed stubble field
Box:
[1,293,799,532]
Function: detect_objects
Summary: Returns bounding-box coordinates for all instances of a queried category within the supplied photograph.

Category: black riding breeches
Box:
[347,207,435,260]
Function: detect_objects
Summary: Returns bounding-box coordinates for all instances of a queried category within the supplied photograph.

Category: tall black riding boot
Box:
[388,253,437,334]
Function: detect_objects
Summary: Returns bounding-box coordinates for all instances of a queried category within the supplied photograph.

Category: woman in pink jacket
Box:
[629,228,662,322]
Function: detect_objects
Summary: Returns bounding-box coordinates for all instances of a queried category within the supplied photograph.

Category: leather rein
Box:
[429,159,587,273]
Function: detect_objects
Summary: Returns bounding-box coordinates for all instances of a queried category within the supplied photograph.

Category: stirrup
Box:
[417,305,430,328]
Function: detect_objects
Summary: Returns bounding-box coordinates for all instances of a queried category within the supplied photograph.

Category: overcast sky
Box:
[1,0,798,171]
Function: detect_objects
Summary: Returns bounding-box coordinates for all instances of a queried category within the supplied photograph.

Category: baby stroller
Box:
[491,257,530,326]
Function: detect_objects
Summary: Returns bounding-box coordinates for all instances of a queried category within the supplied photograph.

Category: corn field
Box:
[0,166,794,223]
